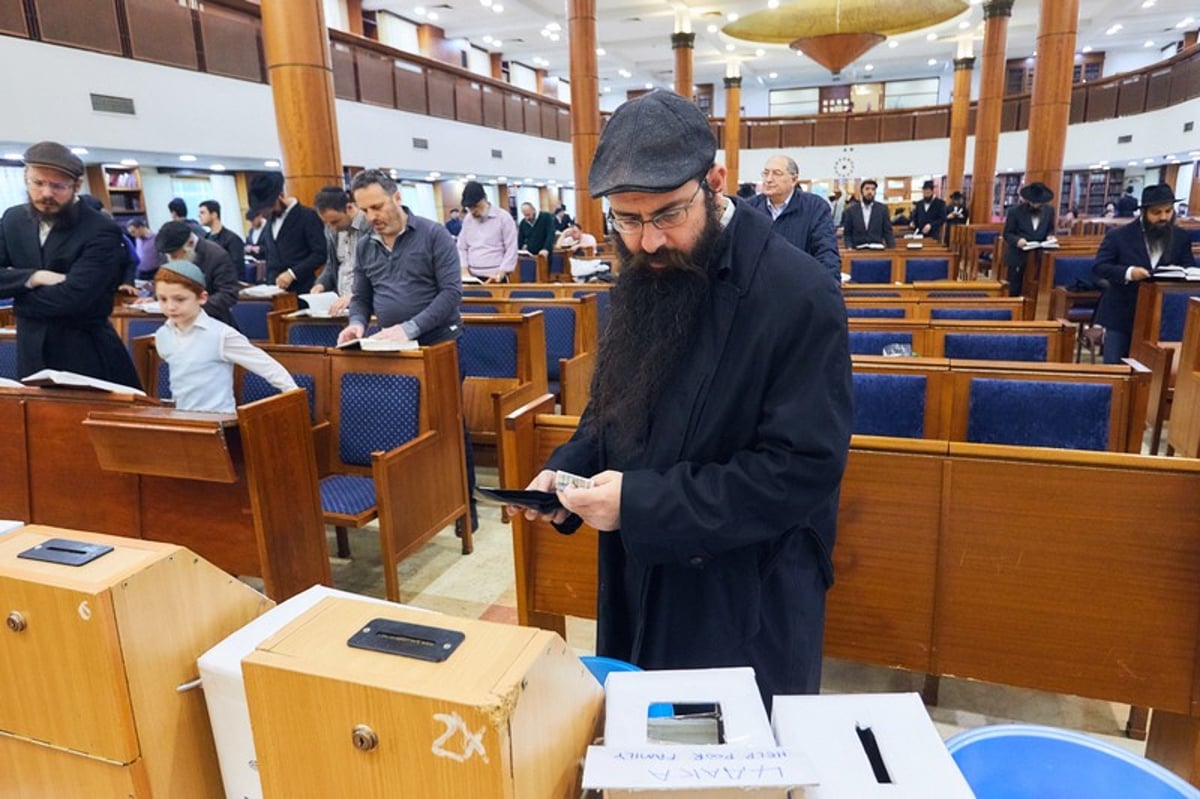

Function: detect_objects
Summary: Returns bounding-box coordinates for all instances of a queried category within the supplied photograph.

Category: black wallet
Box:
[475,487,563,515]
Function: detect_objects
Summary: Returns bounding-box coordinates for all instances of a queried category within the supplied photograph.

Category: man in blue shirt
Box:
[745,155,840,280]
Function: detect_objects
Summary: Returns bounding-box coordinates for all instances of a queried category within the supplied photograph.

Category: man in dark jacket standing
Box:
[518,91,852,705]
[842,179,895,249]
[1115,185,1139,218]
[154,221,242,329]
[248,173,327,295]
[0,141,141,388]
[745,154,840,280]
[518,202,558,257]
[911,179,947,240]
[1093,184,1196,363]
[1002,182,1056,297]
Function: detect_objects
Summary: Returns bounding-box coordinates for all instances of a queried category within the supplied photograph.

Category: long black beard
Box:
[28,195,80,227]
[1144,218,1173,245]
[588,194,724,465]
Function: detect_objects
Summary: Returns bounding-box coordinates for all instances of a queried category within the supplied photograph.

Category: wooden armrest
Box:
[373,431,456,548]
[312,420,332,475]
[559,350,596,416]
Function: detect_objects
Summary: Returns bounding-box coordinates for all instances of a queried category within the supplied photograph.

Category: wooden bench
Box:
[847,318,1074,361]
[1131,281,1200,453]
[845,296,1027,321]
[841,249,959,284]
[842,280,1008,300]
[1167,297,1200,457]
[461,282,613,301]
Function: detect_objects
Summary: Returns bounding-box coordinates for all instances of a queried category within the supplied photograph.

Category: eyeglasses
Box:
[607,182,704,235]
[26,177,75,194]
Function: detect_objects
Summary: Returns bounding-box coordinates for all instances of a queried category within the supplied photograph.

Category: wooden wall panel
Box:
[357,50,395,107]
[539,102,558,140]
[524,98,542,136]
[846,115,880,144]
[126,0,198,70]
[814,116,846,146]
[748,123,781,149]
[1169,56,1200,105]
[709,121,723,145]
[481,85,504,129]
[1117,75,1147,117]
[426,70,456,119]
[779,121,813,147]
[1000,97,1020,132]
[37,0,121,55]
[1069,85,1087,124]
[967,106,977,136]
[394,62,427,114]
[1146,68,1173,111]
[557,108,571,142]
[1086,82,1119,121]
[0,0,28,36]
[503,91,525,132]
[331,43,357,100]
[914,109,950,140]
[455,78,483,125]
[881,113,914,141]
[200,8,263,82]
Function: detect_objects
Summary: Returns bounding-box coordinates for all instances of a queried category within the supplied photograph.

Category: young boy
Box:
[154,261,297,413]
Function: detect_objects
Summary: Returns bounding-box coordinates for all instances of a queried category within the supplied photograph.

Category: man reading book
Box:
[1002,182,1056,298]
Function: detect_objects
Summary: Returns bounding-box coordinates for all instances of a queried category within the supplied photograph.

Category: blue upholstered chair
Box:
[517,254,539,282]
[547,251,566,278]
[931,308,1014,321]
[156,361,172,400]
[849,331,912,355]
[905,258,951,282]
[462,289,494,298]
[510,289,555,299]
[847,307,906,318]
[966,378,1111,450]
[287,322,343,348]
[231,302,271,341]
[974,229,999,275]
[849,258,891,284]
[944,333,1048,361]
[852,373,927,438]
[574,289,611,335]
[0,335,18,381]
[1050,256,1096,289]
[1160,291,1199,342]
[124,318,163,351]
[460,325,518,378]
[242,371,318,421]
[523,305,575,396]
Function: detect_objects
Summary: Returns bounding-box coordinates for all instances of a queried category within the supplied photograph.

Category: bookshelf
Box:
[85,164,145,220]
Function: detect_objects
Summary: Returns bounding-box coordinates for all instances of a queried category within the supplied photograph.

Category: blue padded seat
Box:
[905,258,950,282]
[849,258,891,284]
[231,302,270,341]
[975,230,999,244]
[927,291,988,297]
[1160,292,1199,342]
[548,252,566,276]
[849,331,912,355]
[318,474,377,516]
[124,318,163,352]
[241,372,317,421]
[157,361,172,400]
[966,378,1111,450]
[460,326,518,378]
[944,333,1047,361]
[847,307,906,318]
[462,289,493,298]
[1051,256,1096,288]
[338,373,421,466]
[852,373,926,438]
[574,290,611,335]
[288,323,342,348]
[523,306,575,383]
[0,338,17,380]
[931,308,1014,321]
[517,255,539,282]
[510,289,555,299]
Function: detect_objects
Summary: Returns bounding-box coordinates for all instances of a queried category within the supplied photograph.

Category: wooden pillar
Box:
[497,183,511,212]
[346,0,363,35]
[490,52,503,80]
[568,0,603,240]
[673,33,695,100]
[947,57,975,196]
[1191,162,1200,218]
[1024,0,1079,202]
[261,0,343,211]
[970,0,1014,224]
[723,75,742,190]
[1162,163,1181,192]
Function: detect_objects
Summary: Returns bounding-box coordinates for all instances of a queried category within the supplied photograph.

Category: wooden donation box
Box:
[0,525,269,798]
[242,597,604,799]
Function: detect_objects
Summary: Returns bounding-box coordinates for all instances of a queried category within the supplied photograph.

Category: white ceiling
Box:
[363,0,1199,96]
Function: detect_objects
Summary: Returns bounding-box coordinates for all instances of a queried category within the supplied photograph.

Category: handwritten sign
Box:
[582,746,817,791]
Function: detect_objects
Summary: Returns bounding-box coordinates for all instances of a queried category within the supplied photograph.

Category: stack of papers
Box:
[297,292,341,317]
[240,284,285,298]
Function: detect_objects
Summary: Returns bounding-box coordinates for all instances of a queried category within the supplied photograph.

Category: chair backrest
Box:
[575,290,611,335]
[510,289,555,299]
[0,335,17,380]
[847,307,907,318]
[966,378,1111,450]
[231,302,271,341]
[460,325,518,378]
[156,361,172,400]
[517,254,539,282]
[462,289,494,298]
[287,322,342,348]
[850,258,891,284]
[849,331,912,355]
[975,230,1000,244]
[124,318,163,351]
[1051,256,1096,288]
[852,373,926,437]
[946,724,1200,799]
[547,251,565,276]
[465,304,499,314]
[931,308,1014,321]
[1160,291,1200,342]
[337,372,421,466]
[944,333,1048,361]
[905,258,951,282]
[523,305,576,381]
[242,371,318,421]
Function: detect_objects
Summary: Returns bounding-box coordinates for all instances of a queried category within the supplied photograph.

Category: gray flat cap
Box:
[588,90,715,197]
[23,141,85,180]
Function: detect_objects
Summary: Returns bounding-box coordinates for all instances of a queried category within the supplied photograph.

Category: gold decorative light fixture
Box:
[724,0,969,75]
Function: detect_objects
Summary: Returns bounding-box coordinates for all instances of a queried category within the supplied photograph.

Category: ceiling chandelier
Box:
[723,0,969,75]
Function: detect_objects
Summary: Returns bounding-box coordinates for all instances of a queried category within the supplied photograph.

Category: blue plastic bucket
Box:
[946,724,1200,799]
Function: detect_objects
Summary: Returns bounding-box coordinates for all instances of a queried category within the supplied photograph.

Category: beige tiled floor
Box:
[318,466,1147,756]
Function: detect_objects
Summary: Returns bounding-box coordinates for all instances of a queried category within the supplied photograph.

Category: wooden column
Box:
[261,0,343,210]
[673,32,695,100]
[568,0,603,241]
[970,0,1014,225]
[1162,163,1180,192]
[490,53,504,80]
[948,57,975,196]
[346,0,363,35]
[1191,163,1200,218]
[724,76,742,190]
[1023,0,1079,200]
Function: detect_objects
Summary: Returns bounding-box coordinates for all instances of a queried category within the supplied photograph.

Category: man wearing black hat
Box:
[1092,184,1196,363]
[518,90,852,705]
[911,179,947,240]
[1116,185,1139,218]
[943,190,969,245]
[457,181,517,282]
[1002,182,1056,297]
[0,141,141,388]
[154,221,241,329]
[246,173,327,295]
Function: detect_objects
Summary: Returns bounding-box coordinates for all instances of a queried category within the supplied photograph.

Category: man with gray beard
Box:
[516,91,852,706]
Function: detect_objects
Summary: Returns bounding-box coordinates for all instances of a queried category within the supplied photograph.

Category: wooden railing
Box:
[2,0,1196,147]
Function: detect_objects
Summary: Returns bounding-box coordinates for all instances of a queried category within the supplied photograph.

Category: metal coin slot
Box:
[347,618,464,663]
[17,538,114,567]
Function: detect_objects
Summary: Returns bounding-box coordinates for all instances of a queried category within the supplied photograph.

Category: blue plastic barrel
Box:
[946,724,1200,799]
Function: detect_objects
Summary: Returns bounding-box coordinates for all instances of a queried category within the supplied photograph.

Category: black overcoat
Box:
[1093,219,1196,334]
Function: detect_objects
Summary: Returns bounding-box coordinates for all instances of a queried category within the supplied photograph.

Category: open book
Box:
[335,336,418,352]
[1151,265,1200,281]
[240,284,286,298]
[21,369,147,396]
[855,243,886,250]
[1020,238,1060,251]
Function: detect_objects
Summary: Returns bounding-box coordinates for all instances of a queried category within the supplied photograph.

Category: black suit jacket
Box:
[0,202,141,387]
[911,197,947,240]
[1093,220,1197,333]
[192,238,241,329]
[1002,203,1056,269]
[842,202,895,249]
[518,211,557,254]
[263,202,326,294]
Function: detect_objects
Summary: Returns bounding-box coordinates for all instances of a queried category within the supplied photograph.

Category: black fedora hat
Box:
[1019,182,1054,204]
[246,172,285,218]
[1139,183,1178,209]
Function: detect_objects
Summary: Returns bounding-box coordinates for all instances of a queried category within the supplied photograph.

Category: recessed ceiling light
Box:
[480,0,491,6]
[546,22,561,32]
[767,0,779,8]
[466,174,476,180]
[429,171,441,178]
[728,12,739,22]
[618,68,631,78]
[755,48,765,57]
[210,164,226,172]
[484,34,494,43]
[602,86,611,93]
[427,11,438,21]
[888,40,899,48]
[179,154,197,162]
[120,159,138,166]
[492,3,503,12]
[1140,0,1155,7]
[1144,40,1155,47]
[1176,17,1195,29]
[769,71,778,78]
[928,58,938,65]
[958,20,969,29]
[1082,45,1093,53]
[644,82,653,89]
[706,24,718,33]
[1106,24,1122,35]
[414,5,426,14]
[864,64,874,71]
[549,33,559,41]
[70,147,88,155]
[264,160,280,168]
[725,43,735,51]
[926,32,938,41]
[493,39,503,47]
[1143,157,1155,163]
[596,47,605,56]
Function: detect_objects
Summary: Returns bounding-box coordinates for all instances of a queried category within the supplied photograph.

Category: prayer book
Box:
[1020,238,1060,250]
[21,369,147,396]
[335,336,417,352]
[1151,265,1200,281]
